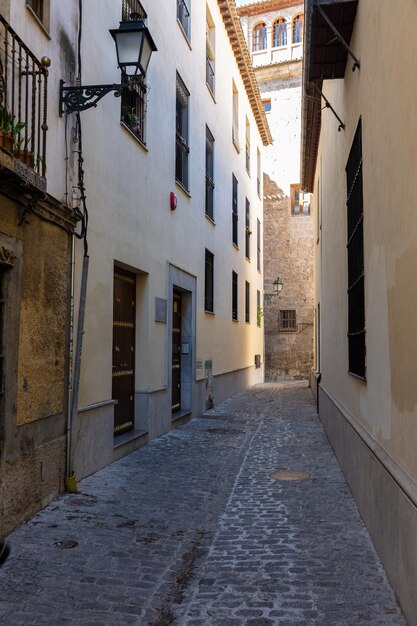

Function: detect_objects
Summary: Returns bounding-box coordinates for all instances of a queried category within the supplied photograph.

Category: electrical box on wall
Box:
[170,192,177,210]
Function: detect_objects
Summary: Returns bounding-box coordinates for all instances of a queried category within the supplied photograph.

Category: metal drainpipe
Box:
[65,234,76,480]
[65,252,89,491]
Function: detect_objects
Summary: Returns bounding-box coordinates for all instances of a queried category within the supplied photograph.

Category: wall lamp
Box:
[59,13,157,115]
[264,277,284,301]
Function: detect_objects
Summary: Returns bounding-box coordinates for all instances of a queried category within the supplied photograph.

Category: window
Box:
[257,148,261,197]
[279,310,297,332]
[291,184,310,215]
[257,218,261,272]
[205,250,214,312]
[245,117,250,173]
[262,99,271,113]
[273,18,287,47]
[177,0,191,40]
[232,271,238,321]
[26,0,49,27]
[121,77,147,144]
[205,126,215,220]
[253,22,267,51]
[206,6,215,94]
[245,281,250,323]
[293,14,303,44]
[346,120,365,378]
[257,290,262,327]
[122,0,146,20]
[232,174,238,246]
[176,73,190,190]
[245,199,250,260]
[232,81,240,151]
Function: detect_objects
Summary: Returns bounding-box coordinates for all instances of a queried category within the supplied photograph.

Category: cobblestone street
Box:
[0,384,406,625]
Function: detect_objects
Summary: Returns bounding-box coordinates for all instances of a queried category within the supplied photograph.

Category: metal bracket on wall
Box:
[312,83,345,132]
[316,5,360,72]
[59,80,125,115]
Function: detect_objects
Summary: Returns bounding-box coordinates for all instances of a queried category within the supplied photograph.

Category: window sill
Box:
[121,122,148,152]
[245,256,251,262]
[233,243,239,251]
[175,179,191,198]
[232,318,239,323]
[232,138,241,154]
[25,4,51,38]
[348,371,367,382]
[177,19,192,49]
[205,310,215,316]
[205,214,216,226]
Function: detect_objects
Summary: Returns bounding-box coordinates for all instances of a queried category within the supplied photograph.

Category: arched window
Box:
[293,14,304,44]
[253,22,267,51]
[273,18,287,47]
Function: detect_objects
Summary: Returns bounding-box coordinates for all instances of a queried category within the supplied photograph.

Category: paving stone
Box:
[0,384,407,625]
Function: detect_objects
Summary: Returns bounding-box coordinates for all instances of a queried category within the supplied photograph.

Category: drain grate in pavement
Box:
[55,540,79,549]
[270,470,310,481]
[206,427,242,435]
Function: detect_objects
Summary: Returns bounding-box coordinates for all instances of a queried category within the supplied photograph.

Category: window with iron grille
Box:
[177,0,191,40]
[27,0,45,23]
[232,82,239,151]
[257,290,261,327]
[232,271,238,321]
[346,120,366,378]
[245,198,250,260]
[253,22,267,51]
[245,117,250,173]
[257,148,261,197]
[176,73,190,190]
[232,174,238,246]
[279,309,297,332]
[121,77,147,144]
[293,14,303,44]
[0,269,4,399]
[273,18,287,47]
[205,249,214,313]
[122,0,147,20]
[206,6,215,95]
[205,126,215,220]
[257,218,261,272]
[245,281,250,323]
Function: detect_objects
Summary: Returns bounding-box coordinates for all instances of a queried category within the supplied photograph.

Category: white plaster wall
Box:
[65,0,266,409]
[315,0,417,482]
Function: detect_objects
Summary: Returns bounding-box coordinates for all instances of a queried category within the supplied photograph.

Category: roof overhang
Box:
[218,0,273,146]
[301,0,358,191]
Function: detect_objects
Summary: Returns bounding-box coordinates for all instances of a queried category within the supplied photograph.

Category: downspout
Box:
[65,234,75,485]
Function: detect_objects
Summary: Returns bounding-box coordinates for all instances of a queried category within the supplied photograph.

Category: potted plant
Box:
[13,129,34,168]
[0,105,14,153]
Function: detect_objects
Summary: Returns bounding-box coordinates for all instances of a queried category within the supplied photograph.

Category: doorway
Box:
[112,269,136,435]
[172,289,181,413]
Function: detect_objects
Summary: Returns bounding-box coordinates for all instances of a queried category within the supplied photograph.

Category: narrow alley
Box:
[0,385,405,625]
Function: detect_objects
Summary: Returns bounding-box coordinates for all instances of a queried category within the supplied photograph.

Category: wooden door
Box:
[172,290,181,413]
[112,269,135,435]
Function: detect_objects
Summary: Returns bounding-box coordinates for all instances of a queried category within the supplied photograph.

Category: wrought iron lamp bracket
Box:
[312,83,345,132]
[59,80,126,115]
[316,5,360,72]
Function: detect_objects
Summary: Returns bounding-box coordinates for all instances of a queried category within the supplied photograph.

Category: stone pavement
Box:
[0,383,406,625]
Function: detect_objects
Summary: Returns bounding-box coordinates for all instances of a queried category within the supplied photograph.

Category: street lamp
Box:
[273,277,283,294]
[59,14,157,115]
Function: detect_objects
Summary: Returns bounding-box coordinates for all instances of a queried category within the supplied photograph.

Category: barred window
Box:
[121,78,147,145]
[122,0,146,20]
[205,126,215,220]
[206,6,215,94]
[346,120,366,378]
[232,174,238,246]
[273,18,287,47]
[245,281,250,323]
[205,250,214,312]
[232,271,238,321]
[176,73,190,190]
[257,218,261,272]
[177,0,191,40]
[279,309,297,332]
[26,0,49,27]
[245,198,250,260]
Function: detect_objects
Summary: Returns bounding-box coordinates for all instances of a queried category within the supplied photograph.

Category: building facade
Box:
[239,0,314,381]
[302,0,417,622]
[0,0,271,532]
[0,1,79,534]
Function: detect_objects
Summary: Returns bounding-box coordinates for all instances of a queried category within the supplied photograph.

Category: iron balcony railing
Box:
[206,55,215,94]
[205,172,214,220]
[0,14,47,178]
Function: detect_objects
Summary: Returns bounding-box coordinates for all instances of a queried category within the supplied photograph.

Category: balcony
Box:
[0,14,48,191]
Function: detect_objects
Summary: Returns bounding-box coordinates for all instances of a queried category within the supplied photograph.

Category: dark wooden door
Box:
[112,270,135,435]
[172,290,181,413]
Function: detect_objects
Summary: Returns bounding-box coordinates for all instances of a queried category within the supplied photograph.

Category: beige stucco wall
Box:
[314,0,417,483]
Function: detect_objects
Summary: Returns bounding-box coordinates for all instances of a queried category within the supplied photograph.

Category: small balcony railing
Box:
[206,55,215,94]
[0,14,47,178]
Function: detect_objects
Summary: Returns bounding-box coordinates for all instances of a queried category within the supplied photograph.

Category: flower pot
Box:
[0,130,13,154]
[14,149,34,168]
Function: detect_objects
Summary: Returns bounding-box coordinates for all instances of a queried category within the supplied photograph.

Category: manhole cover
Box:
[56,540,79,549]
[270,470,310,481]
[207,428,241,435]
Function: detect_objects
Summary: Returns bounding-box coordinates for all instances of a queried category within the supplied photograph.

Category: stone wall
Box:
[263,174,314,381]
